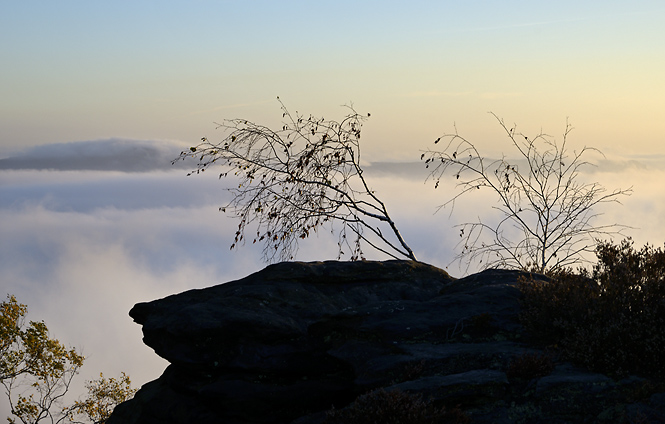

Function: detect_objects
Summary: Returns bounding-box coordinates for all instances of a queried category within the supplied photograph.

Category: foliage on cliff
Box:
[174,98,416,262]
[520,238,665,379]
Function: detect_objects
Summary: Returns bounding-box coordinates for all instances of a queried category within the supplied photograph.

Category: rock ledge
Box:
[108,260,665,424]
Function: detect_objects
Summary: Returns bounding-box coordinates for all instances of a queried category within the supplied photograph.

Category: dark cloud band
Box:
[0,139,190,172]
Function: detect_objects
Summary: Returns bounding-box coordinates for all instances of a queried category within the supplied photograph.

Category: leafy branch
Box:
[174,97,416,262]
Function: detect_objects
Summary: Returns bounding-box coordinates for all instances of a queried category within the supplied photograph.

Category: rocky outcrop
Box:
[108,260,665,424]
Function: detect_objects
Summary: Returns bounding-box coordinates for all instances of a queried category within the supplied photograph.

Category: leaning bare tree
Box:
[174,98,416,263]
[422,113,631,273]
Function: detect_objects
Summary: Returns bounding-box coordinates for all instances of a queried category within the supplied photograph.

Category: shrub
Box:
[469,312,494,332]
[322,388,469,424]
[519,239,665,379]
[506,352,555,380]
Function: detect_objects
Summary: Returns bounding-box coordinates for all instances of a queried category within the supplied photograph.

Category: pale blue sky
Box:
[2,1,664,159]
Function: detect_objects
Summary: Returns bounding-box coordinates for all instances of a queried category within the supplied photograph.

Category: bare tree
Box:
[422,113,632,273]
[174,98,416,262]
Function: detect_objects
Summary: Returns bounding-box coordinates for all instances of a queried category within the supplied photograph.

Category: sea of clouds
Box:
[1,138,664,418]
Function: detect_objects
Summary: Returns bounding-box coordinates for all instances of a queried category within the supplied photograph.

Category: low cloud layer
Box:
[0,169,229,212]
[2,140,665,419]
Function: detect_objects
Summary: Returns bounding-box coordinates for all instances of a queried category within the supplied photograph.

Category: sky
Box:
[2,0,665,418]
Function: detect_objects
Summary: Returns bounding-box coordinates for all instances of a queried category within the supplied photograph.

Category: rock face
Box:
[108,260,665,424]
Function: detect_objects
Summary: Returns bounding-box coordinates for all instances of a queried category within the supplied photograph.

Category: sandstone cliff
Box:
[107,260,665,424]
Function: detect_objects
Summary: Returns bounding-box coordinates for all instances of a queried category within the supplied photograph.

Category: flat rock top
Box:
[129,260,537,368]
[131,260,453,322]
[130,260,455,362]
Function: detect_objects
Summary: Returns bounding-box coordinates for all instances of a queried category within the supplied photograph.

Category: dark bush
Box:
[468,312,494,335]
[519,239,665,379]
[506,352,555,380]
[322,388,469,424]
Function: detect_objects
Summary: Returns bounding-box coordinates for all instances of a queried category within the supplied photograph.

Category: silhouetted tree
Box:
[174,98,416,262]
[422,113,631,273]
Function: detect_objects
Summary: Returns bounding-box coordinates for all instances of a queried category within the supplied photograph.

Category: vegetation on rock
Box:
[519,238,665,379]
[506,352,555,381]
[422,114,631,273]
[175,100,633,276]
[322,388,469,424]
[174,98,416,262]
